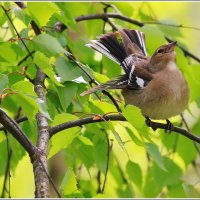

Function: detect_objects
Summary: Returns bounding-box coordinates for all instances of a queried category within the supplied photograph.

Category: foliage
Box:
[0,1,200,198]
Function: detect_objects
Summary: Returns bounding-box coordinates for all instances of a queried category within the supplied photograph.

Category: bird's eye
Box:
[157,49,165,54]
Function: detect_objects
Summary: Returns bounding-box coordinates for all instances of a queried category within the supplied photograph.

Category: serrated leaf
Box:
[70,135,95,169]
[93,131,107,174]
[145,143,165,171]
[33,51,62,86]
[122,105,144,130]
[27,2,60,26]
[126,160,142,189]
[56,82,78,111]
[0,74,8,92]
[11,80,38,119]
[32,34,64,57]
[12,80,36,97]
[125,127,143,146]
[13,93,38,120]
[0,43,20,66]
[48,113,80,158]
[152,157,183,188]
[60,167,79,195]
[55,57,89,83]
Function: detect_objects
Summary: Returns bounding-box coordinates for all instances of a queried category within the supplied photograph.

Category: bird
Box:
[81,29,189,129]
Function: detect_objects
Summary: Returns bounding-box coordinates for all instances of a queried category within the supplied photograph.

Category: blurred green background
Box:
[1,1,200,198]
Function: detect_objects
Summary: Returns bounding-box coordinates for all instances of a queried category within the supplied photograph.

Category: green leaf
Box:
[126,160,143,189]
[176,134,197,165]
[27,2,60,26]
[157,19,183,38]
[0,43,21,66]
[55,57,89,83]
[37,99,51,120]
[12,81,38,119]
[0,74,8,92]
[122,105,144,130]
[33,51,62,86]
[0,8,6,26]
[32,34,64,57]
[12,80,36,97]
[93,131,108,173]
[70,135,95,169]
[56,82,78,111]
[60,167,79,196]
[168,183,186,198]
[125,127,143,146]
[13,93,38,120]
[145,142,166,170]
[48,113,80,158]
[151,157,183,188]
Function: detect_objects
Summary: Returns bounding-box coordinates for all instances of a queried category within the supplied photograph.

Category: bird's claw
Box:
[165,119,174,133]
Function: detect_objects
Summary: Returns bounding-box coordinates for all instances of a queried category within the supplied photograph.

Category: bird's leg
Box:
[145,116,152,127]
[165,119,174,133]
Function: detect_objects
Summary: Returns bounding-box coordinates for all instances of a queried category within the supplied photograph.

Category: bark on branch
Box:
[31,21,50,198]
[76,13,200,63]
[0,109,35,155]
[49,114,200,144]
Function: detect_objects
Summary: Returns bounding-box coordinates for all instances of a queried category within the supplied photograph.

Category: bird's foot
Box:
[145,116,152,126]
[145,116,158,131]
[165,119,174,133]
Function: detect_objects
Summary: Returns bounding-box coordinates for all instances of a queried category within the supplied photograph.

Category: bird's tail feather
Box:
[86,29,147,74]
[80,85,106,96]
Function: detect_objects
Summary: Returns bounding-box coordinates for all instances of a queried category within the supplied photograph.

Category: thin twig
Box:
[0,116,28,132]
[1,6,33,58]
[64,51,121,112]
[101,130,110,193]
[96,171,101,194]
[1,131,12,198]
[0,109,36,155]
[180,113,200,155]
[165,36,200,63]
[145,21,200,31]
[17,51,35,66]
[75,13,144,27]
[76,13,200,63]
[49,114,200,144]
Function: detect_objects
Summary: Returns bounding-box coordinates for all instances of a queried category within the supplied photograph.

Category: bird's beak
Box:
[166,41,177,52]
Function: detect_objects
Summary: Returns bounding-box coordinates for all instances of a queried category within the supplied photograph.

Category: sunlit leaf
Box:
[145,142,166,170]
[32,34,64,57]
[33,51,62,86]
[0,74,8,92]
[48,113,80,158]
[126,160,143,189]
[60,167,79,196]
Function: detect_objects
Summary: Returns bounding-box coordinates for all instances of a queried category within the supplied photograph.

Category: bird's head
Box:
[149,41,177,73]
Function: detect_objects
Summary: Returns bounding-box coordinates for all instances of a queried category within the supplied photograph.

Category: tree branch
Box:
[0,116,28,132]
[76,13,200,63]
[75,13,144,27]
[165,36,200,63]
[64,50,121,112]
[31,20,50,198]
[49,114,200,144]
[0,109,36,155]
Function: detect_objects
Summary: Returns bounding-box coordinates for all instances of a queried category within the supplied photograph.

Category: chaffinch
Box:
[81,29,189,126]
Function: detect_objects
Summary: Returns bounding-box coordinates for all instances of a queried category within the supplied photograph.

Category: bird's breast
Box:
[122,68,189,119]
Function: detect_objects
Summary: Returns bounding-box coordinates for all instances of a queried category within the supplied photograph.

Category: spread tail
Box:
[86,29,147,74]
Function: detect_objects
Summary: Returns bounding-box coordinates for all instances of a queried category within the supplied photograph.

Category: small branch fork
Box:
[75,13,200,63]
[1,5,61,198]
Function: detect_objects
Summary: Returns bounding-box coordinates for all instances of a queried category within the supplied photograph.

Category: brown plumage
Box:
[81,29,189,120]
